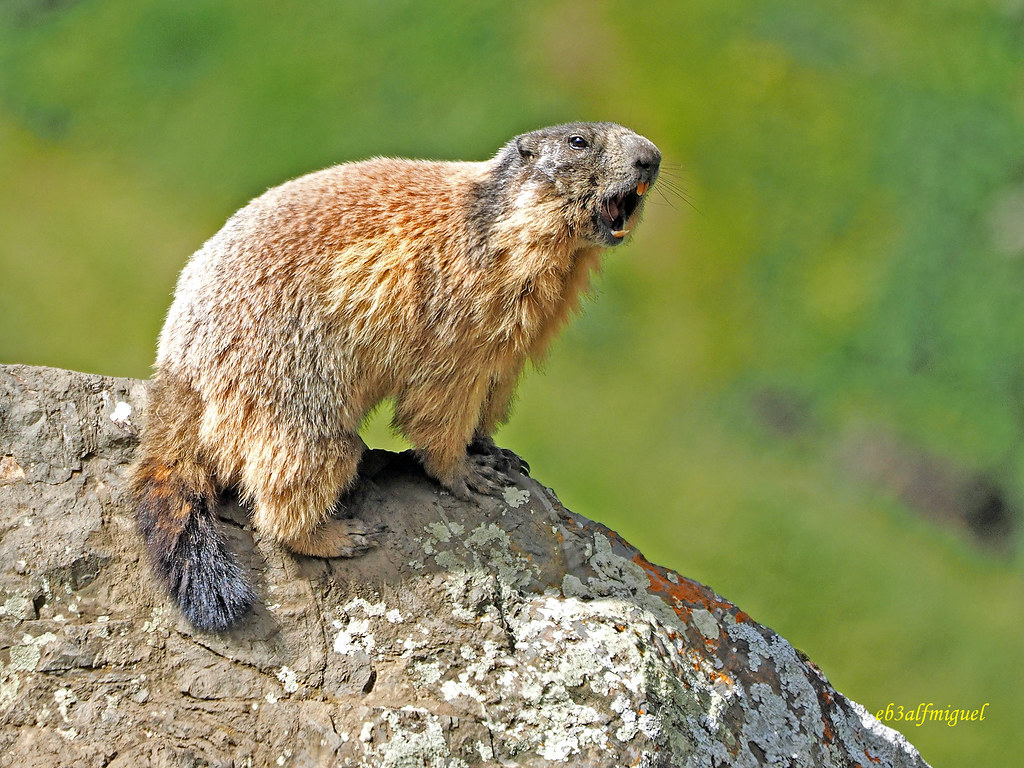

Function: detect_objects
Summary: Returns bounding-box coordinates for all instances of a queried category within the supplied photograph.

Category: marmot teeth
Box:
[602,198,621,225]
[600,187,641,231]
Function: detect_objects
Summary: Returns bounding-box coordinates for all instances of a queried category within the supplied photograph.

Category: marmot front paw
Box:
[467,436,531,477]
[439,458,509,502]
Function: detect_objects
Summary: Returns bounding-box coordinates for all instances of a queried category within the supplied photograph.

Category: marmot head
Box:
[501,122,661,247]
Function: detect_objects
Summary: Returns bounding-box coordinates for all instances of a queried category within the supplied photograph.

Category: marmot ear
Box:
[516,134,538,162]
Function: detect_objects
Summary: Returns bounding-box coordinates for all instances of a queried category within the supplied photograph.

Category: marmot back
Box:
[132,122,661,631]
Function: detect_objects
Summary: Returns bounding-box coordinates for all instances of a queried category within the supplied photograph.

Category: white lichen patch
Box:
[276,666,299,694]
[614,702,639,742]
[109,400,133,427]
[0,664,21,712]
[440,678,484,704]
[540,713,608,762]
[497,668,519,689]
[333,618,375,657]
[424,521,455,543]
[434,551,466,572]
[463,522,508,551]
[8,644,41,672]
[54,687,77,723]
[366,708,467,768]
[539,730,580,761]
[421,520,467,560]
[727,621,770,673]
[589,534,654,594]
[0,596,33,620]
[431,591,665,760]
[400,637,426,656]
[691,608,720,640]
[844,699,922,762]
[637,712,661,739]
[557,533,692,637]
[10,630,57,672]
[142,605,170,634]
[475,740,494,761]
[426,520,531,592]
[502,487,530,508]
[412,660,443,686]
[343,597,388,617]
[706,686,729,731]
[745,681,810,764]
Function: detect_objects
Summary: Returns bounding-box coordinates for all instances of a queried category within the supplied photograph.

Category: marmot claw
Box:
[467,437,531,477]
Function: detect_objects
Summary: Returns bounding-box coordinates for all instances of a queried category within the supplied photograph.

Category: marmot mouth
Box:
[599,182,647,239]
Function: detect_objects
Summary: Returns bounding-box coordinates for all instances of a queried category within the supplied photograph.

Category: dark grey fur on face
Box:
[466,141,524,264]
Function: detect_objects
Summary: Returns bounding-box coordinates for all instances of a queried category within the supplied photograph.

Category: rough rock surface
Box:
[0,363,930,767]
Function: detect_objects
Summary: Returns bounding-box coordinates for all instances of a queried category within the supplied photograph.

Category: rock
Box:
[0,363,931,767]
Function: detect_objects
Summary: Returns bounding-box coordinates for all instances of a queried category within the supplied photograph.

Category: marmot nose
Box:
[626,134,661,178]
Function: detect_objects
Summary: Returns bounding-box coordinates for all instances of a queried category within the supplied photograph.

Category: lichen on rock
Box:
[0,364,931,767]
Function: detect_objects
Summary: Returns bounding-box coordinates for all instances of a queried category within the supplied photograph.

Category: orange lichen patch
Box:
[632,552,748,623]
[822,720,834,744]
[863,749,881,764]
[708,669,734,686]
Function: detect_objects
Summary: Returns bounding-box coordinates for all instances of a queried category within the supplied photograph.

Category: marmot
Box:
[132,122,661,631]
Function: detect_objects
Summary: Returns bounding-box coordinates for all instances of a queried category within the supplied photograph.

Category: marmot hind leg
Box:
[245,431,384,558]
[280,517,385,558]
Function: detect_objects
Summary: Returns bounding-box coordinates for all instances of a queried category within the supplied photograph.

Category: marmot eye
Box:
[567,135,589,150]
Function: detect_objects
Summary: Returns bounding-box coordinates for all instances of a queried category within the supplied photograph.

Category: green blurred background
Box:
[2,0,1022,763]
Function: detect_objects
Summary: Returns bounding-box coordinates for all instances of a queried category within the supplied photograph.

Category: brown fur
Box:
[133,122,660,629]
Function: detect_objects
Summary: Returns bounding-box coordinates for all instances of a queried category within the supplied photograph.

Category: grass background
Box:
[3,1,1023,764]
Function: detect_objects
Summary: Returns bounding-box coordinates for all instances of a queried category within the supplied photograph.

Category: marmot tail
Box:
[132,454,256,631]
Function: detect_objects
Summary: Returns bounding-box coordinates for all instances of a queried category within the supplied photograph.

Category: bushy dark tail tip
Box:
[135,464,257,633]
[172,511,257,632]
